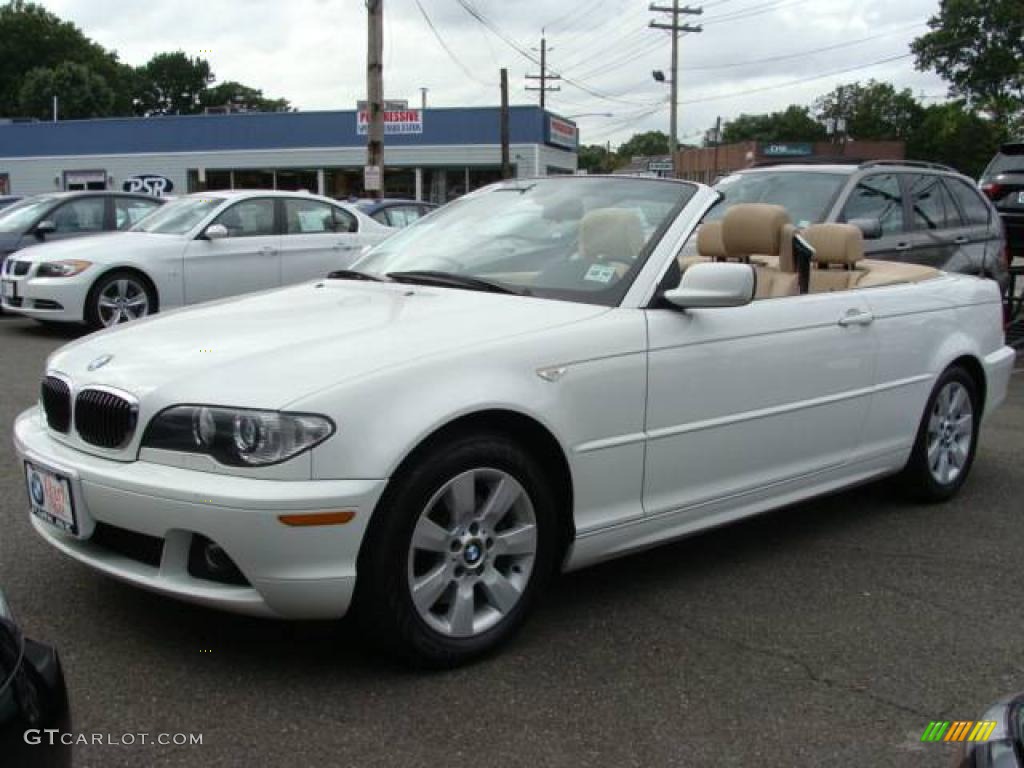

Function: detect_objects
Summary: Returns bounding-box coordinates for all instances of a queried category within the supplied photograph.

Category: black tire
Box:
[84,270,157,330]
[355,432,559,668]
[897,365,981,502]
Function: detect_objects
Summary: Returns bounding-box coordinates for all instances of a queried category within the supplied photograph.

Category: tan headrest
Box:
[696,221,726,259]
[722,204,791,258]
[803,223,864,268]
[580,208,645,263]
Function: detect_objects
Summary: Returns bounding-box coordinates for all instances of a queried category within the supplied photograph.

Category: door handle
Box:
[259,246,277,255]
[954,236,969,245]
[894,242,912,251]
[838,309,874,327]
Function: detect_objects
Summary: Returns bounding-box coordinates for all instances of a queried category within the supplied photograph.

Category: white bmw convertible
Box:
[13,176,1015,665]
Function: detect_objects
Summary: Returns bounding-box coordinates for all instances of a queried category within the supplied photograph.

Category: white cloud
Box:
[34,0,948,146]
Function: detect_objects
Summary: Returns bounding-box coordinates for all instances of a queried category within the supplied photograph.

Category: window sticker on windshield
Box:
[584,264,617,284]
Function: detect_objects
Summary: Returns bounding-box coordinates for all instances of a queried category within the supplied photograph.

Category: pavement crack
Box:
[641,598,934,719]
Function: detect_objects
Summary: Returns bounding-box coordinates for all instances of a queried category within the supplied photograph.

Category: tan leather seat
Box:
[802,224,866,292]
[580,208,645,268]
[720,204,799,299]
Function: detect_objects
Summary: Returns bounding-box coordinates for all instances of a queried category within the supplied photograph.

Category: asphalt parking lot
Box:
[0,312,1021,768]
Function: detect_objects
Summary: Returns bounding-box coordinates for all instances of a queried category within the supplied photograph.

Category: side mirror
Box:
[202,223,228,241]
[848,218,882,240]
[663,262,755,309]
[34,220,56,238]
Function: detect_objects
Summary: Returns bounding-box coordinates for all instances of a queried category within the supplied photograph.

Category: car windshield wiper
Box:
[326,269,385,282]
[386,270,527,295]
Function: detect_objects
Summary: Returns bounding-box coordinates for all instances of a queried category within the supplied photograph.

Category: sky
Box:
[35,0,950,147]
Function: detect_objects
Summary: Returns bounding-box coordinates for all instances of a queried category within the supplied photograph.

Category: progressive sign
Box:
[357,108,423,136]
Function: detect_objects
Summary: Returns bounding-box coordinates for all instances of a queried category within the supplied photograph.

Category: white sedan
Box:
[0,190,390,328]
[12,176,1015,666]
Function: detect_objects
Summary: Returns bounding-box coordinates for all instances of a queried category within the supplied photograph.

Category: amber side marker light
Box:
[278,511,356,527]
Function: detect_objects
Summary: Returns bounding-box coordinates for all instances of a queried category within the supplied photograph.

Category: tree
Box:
[577,144,618,174]
[720,105,826,144]
[616,130,669,159]
[134,52,213,116]
[907,101,1005,179]
[814,80,924,141]
[17,62,115,120]
[200,81,291,113]
[0,0,130,115]
[911,0,1024,130]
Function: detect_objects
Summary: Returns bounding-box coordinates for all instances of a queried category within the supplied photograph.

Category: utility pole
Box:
[366,0,384,199]
[650,2,702,167]
[500,68,511,179]
[525,34,561,109]
[711,115,721,180]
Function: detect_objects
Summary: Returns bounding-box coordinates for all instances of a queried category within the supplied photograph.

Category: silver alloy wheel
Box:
[926,381,974,485]
[97,278,149,327]
[407,468,538,638]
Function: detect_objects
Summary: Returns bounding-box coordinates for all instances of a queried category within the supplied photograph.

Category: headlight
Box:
[36,260,92,277]
[141,406,334,467]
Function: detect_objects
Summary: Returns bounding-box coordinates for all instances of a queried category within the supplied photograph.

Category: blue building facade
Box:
[0,106,578,201]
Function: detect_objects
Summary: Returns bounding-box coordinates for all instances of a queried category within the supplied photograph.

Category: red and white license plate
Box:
[25,462,77,535]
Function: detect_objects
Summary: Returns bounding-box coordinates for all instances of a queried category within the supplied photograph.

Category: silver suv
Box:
[708,160,1010,295]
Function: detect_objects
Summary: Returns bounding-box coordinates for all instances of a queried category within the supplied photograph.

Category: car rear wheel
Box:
[356,432,558,667]
[898,365,980,502]
[85,271,156,329]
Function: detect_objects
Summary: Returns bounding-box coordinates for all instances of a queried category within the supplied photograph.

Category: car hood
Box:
[12,231,176,261]
[47,280,609,408]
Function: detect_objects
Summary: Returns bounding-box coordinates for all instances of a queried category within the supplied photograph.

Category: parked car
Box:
[1,190,390,328]
[980,140,1024,260]
[0,590,71,768]
[353,198,438,228]
[0,195,23,211]
[12,177,1014,667]
[704,160,1010,295]
[0,192,164,271]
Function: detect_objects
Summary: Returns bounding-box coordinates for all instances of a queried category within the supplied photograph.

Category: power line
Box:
[412,0,493,86]
[452,0,660,106]
[678,21,925,71]
[679,51,915,106]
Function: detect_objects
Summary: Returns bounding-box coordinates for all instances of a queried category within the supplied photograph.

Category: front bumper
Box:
[13,407,387,619]
[1,273,86,323]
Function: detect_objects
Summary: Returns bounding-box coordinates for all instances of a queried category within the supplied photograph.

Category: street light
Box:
[652,70,667,83]
[565,112,614,119]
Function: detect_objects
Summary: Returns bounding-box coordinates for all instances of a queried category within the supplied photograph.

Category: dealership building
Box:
[0,105,578,201]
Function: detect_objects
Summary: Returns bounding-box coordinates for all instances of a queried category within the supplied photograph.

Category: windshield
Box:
[987,146,1024,175]
[132,196,224,235]
[709,171,848,227]
[0,196,57,234]
[354,177,695,305]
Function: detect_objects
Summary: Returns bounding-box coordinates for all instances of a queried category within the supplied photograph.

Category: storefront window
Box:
[382,168,416,199]
[276,169,318,192]
[324,169,363,200]
[232,170,275,190]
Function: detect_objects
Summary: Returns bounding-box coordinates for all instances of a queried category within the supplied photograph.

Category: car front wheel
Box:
[356,432,558,667]
[85,271,156,329]
[898,365,980,502]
